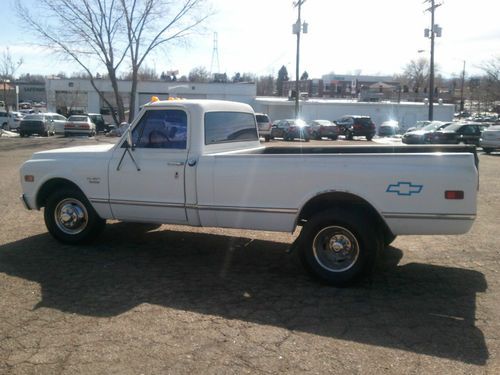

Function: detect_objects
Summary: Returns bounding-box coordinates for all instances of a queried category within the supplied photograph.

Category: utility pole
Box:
[293,1,308,119]
[424,0,442,121]
[460,60,466,112]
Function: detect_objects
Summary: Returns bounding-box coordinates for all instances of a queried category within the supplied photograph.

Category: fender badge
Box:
[87,177,101,184]
[386,181,423,196]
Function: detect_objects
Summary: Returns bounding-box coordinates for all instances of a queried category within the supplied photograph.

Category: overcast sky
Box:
[1,0,499,79]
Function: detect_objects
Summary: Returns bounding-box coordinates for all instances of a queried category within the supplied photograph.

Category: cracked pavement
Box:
[1,136,499,374]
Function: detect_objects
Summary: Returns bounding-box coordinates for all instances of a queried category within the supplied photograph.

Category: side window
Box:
[132,109,187,149]
[204,112,258,144]
[462,126,474,135]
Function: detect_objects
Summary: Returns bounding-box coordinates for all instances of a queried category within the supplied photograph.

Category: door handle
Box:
[167,161,184,166]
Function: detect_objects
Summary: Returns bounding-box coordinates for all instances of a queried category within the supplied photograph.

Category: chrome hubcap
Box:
[313,226,359,272]
[54,198,88,235]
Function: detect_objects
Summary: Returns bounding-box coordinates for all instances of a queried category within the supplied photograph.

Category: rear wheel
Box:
[298,209,380,286]
[366,135,373,141]
[44,188,105,244]
[264,135,270,142]
[346,131,354,140]
[483,148,493,154]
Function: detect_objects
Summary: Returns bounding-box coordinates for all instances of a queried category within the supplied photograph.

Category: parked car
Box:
[64,115,96,137]
[378,120,400,137]
[44,113,68,135]
[308,120,339,140]
[270,119,311,141]
[334,115,376,140]
[431,122,488,146]
[105,122,130,137]
[0,111,23,131]
[402,121,451,144]
[19,114,55,137]
[480,125,500,153]
[255,113,272,141]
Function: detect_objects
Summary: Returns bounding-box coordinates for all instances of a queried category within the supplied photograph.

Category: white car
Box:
[0,111,23,130]
[255,113,272,142]
[480,125,500,154]
[64,115,96,137]
[45,113,68,135]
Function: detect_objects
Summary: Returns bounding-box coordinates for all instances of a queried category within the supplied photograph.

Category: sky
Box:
[1,0,499,80]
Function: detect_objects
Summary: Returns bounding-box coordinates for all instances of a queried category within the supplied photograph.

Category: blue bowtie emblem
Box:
[386,182,423,196]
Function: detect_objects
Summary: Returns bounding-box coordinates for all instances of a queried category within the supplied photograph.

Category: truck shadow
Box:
[0,223,488,365]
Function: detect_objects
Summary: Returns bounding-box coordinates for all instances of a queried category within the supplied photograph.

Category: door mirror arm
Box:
[117,128,141,171]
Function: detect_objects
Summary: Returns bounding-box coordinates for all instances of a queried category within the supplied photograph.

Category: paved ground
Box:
[0,135,499,374]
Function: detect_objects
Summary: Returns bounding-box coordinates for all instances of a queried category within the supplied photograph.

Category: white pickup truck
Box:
[20,99,479,285]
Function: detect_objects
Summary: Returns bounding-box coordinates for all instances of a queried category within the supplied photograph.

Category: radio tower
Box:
[210,32,220,77]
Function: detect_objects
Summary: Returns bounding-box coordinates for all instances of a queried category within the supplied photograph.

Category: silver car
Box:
[255,113,272,142]
[480,125,500,154]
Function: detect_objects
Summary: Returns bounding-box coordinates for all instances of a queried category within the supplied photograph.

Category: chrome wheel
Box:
[312,226,359,272]
[54,198,89,235]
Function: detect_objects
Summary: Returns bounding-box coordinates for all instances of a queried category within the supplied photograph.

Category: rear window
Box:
[356,118,373,126]
[23,114,44,121]
[255,114,269,123]
[68,116,89,122]
[205,112,258,144]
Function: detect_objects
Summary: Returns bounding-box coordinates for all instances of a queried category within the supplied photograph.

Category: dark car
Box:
[402,121,451,144]
[19,114,55,137]
[308,120,339,140]
[86,113,110,133]
[270,119,311,141]
[430,122,488,146]
[334,115,376,141]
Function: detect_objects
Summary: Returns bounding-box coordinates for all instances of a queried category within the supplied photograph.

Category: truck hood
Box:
[31,143,115,160]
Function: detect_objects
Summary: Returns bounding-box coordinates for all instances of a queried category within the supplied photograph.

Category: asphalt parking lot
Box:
[1,135,499,374]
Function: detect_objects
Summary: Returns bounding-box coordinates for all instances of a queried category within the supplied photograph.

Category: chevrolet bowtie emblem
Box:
[386,181,423,196]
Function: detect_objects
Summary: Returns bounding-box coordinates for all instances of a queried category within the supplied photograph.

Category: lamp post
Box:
[424,0,442,121]
[293,0,308,119]
[459,60,466,112]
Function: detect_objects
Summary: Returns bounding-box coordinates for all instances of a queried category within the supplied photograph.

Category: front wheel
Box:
[483,148,493,154]
[366,135,373,141]
[298,209,380,286]
[44,188,105,244]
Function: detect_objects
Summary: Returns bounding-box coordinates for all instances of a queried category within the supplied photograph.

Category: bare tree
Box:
[402,58,430,93]
[1,48,23,112]
[16,0,211,123]
[120,0,211,121]
[480,57,500,103]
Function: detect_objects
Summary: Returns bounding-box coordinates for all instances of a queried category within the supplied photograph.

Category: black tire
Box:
[44,188,106,244]
[346,131,354,140]
[2,123,8,130]
[366,135,373,141]
[383,233,397,248]
[264,135,270,142]
[298,208,380,286]
[330,136,338,140]
[483,148,493,154]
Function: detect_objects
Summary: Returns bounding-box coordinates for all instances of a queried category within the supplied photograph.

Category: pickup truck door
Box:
[108,108,189,223]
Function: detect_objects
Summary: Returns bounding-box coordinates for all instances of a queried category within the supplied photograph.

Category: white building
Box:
[45,78,256,118]
[254,97,454,130]
[46,78,454,129]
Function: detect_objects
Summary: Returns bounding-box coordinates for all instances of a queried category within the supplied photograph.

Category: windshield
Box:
[292,119,308,127]
[444,123,465,131]
[422,122,444,131]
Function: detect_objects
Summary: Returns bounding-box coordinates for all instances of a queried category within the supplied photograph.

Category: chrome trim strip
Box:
[382,212,476,221]
[193,204,297,214]
[90,198,297,214]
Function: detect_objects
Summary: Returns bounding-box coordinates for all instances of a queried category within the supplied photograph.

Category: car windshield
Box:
[23,115,44,121]
[69,116,89,122]
[444,123,467,131]
[422,122,444,131]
